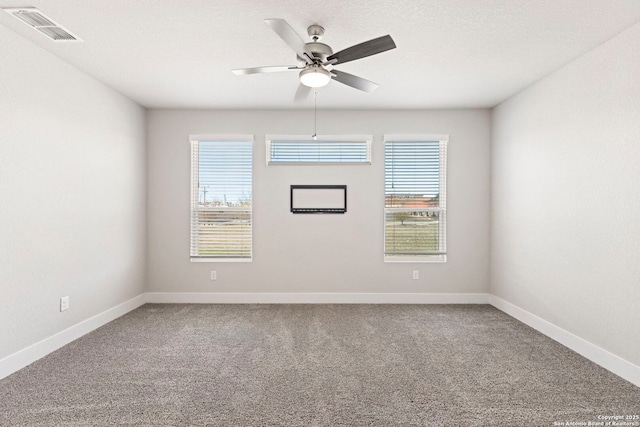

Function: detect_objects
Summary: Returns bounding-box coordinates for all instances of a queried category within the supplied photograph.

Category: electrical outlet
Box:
[60,296,69,312]
[412,270,419,280]
[210,271,217,280]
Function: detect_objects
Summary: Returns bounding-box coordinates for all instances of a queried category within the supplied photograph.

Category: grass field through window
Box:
[195,220,251,258]
[385,213,440,257]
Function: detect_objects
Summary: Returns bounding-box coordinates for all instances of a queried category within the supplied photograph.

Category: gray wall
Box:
[491,22,640,366]
[0,25,147,359]
[147,109,491,294]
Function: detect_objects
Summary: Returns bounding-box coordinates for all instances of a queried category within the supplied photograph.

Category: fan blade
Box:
[331,70,379,92]
[327,35,396,65]
[232,66,299,75]
[294,84,312,102]
[264,19,315,64]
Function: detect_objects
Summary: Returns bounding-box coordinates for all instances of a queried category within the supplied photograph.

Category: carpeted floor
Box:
[0,304,638,426]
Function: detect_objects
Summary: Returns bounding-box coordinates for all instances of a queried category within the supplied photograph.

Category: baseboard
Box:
[146,292,490,304]
[0,292,487,380]
[9,292,635,389]
[0,294,147,380]
[489,295,640,388]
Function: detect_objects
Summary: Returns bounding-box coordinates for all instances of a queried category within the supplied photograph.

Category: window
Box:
[384,135,448,262]
[266,135,371,165]
[190,136,253,261]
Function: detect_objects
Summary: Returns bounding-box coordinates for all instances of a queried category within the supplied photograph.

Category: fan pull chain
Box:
[312,90,318,140]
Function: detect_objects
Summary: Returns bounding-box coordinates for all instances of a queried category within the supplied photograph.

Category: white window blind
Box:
[384,136,448,262]
[190,137,253,260]
[266,136,371,165]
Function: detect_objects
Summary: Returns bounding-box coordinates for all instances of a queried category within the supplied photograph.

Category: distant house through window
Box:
[190,135,253,261]
[384,135,448,262]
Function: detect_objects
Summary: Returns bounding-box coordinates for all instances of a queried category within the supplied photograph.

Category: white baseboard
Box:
[0,294,147,380]
[6,292,636,389]
[145,292,490,304]
[489,295,640,388]
[0,292,486,380]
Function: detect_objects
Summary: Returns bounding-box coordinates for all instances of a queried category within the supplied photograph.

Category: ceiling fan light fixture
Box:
[299,66,331,88]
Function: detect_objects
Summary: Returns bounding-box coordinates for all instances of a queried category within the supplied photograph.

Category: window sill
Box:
[384,255,447,263]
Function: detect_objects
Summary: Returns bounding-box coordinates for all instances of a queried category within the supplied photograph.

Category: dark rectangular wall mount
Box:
[290,185,347,214]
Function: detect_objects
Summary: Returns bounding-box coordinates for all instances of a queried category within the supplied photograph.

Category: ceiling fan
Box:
[232,19,396,100]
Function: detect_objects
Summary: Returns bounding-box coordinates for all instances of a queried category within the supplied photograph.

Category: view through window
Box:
[190,137,253,260]
[384,136,448,262]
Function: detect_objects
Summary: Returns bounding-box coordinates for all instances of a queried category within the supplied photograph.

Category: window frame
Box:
[189,134,253,262]
[266,135,372,165]
[383,134,448,263]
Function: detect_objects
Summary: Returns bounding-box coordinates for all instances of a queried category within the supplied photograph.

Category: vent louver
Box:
[3,7,81,42]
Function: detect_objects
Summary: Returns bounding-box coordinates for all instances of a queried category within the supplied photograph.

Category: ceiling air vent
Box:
[3,7,81,42]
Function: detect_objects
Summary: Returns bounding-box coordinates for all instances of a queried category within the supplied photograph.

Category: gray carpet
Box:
[0,304,638,426]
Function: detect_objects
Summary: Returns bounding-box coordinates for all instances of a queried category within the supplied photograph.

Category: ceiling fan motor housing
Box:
[296,42,333,65]
[305,25,332,62]
[308,42,333,60]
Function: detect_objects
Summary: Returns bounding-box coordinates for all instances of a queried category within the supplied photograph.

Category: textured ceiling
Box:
[1,0,639,109]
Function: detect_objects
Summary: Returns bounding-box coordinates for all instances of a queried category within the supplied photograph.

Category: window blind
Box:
[190,138,253,260]
[267,137,371,164]
[384,138,447,261]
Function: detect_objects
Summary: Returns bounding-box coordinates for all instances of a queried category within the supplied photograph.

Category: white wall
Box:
[147,109,490,295]
[0,25,147,360]
[491,22,640,366]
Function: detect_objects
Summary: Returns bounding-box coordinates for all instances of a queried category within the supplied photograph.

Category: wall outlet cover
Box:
[60,296,69,312]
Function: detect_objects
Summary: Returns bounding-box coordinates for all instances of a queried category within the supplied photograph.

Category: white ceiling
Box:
[2,0,640,110]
